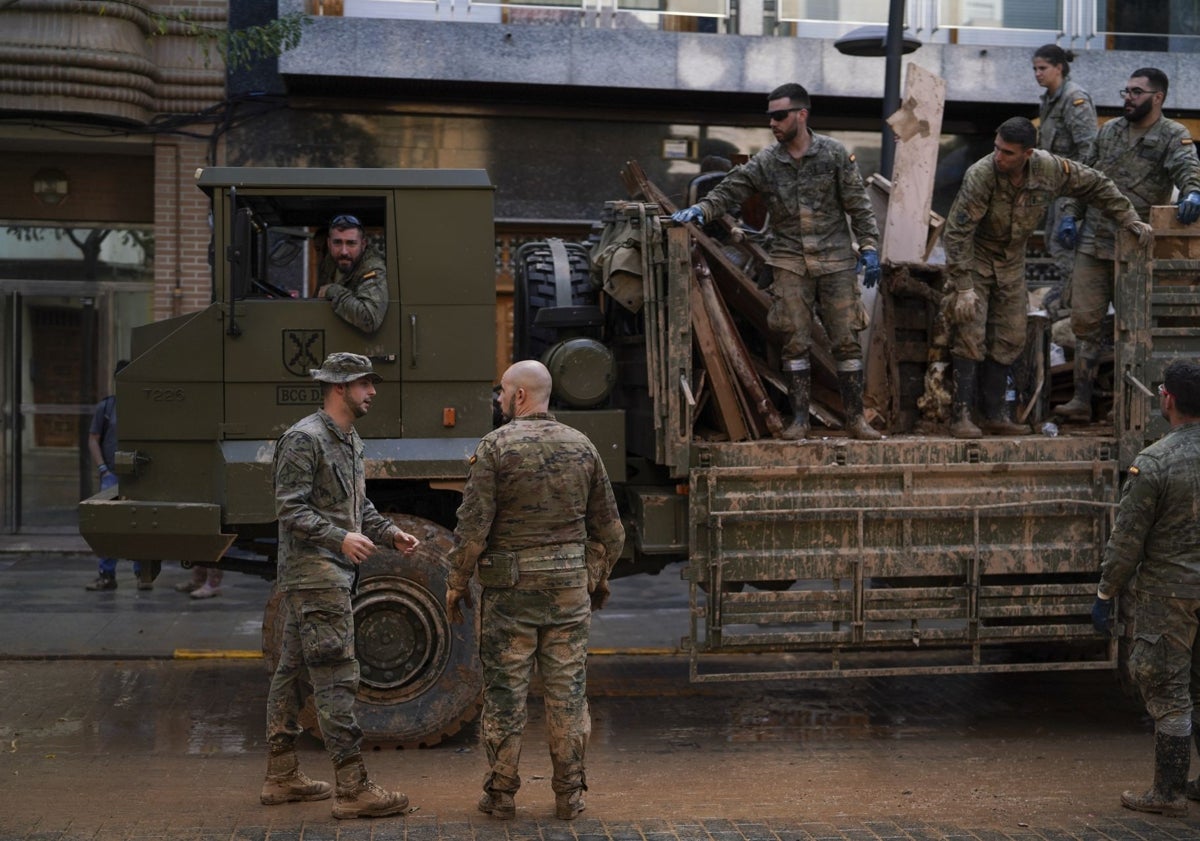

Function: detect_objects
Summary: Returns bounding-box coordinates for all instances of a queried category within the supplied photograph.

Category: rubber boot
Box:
[838,369,882,440]
[1186,729,1200,801]
[477,789,516,820]
[332,755,409,819]
[1053,341,1098,421]
[780,370,810,440]
[260,748,333,805]
[1121,732,1190,817]
[979,360,1030,435]
[949,356,982,439]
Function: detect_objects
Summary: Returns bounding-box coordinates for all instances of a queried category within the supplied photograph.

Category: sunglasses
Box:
[1119,88,1161,100]
[767,107,804,122]
[330,214,363,228]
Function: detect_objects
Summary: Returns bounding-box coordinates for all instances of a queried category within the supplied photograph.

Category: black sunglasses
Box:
[767,107,804,122]
[330,214,363,228]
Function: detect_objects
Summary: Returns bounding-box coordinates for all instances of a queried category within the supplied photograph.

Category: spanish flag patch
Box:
[1183,138,1195,146]
[361,270,378,279]
[468,454,477,465]
[1129,465,1140,475]
[1072,98,1086,106]
[849,153,856,163]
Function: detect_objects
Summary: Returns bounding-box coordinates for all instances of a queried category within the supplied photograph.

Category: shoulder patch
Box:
[468,454,477,466]
[848,153,856,163]
[1061,158,1071,174]
[361,270,378,279]
[1129,465,1140,475]
[1183,138,1194,146]
[1072,98,1086,106]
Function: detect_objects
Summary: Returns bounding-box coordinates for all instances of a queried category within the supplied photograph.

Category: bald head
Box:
[499,360,552,419]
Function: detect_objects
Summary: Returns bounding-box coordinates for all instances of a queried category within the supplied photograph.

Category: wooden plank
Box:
[694,250,785,438]
[689,270,749,442]
[883,63,947,265]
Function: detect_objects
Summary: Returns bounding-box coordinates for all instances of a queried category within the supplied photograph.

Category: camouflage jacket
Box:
[321,252,389,333]
[696,131,879,275]
[1100,422,1200,599]
[274,410,400,591]
[447,413,625,592]
[1063,115,1200,260]
[1038,79,1097,165]
[943,150,1139,291]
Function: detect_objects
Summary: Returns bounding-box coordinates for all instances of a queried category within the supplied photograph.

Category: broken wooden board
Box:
[689,269,749,441]
[882,63,947,265]
[1150,204,1200,259]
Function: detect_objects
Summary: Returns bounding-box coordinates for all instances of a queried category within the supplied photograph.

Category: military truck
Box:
[79,165,1199,747]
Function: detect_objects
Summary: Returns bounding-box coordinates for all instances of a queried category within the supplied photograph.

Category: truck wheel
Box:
[262,513,482,748]
[514,239,595,361]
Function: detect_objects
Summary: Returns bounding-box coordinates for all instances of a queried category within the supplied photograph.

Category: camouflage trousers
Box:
[766,265,865,364]
[265,588,363,765]
[479,585,592,796]
[1066,251,1114,344]
[1127,589,1200,738]
[948,271,1028,365]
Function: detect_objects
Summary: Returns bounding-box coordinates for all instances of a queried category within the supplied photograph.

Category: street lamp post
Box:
[833,0,919,180]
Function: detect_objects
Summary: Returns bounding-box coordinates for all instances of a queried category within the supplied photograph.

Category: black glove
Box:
[1091,596,1113,635]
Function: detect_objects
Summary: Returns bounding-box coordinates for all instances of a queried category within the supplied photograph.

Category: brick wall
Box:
[153,138,220,320]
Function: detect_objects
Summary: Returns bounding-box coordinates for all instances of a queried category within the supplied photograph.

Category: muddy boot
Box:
[555,789,586,821]
[979,360,1030,436]
[261,747,332,805]
[86,574,117,591]
[1053,341,1098,421]
[332,755,409,819]
[779,368,810,440]
[949,356,982,439]
[1121,732,1190,817]
[477,789,516,820]
[1188,729,1200,802]
[838,368,882,440]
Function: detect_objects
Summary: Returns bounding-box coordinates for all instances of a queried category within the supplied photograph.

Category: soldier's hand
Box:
[671,205,705,226]
[1055,216,1078,249]
[316,284,331,299]
[393,530,420,555]
[590,579,611,612]
[1178,191,1200,224]
[1091,595,1114,635]
[950,287,980,326]
[859,249,881,289]
[1125,220,1154,249]
[446,587,472,624]
[341,532,376,565]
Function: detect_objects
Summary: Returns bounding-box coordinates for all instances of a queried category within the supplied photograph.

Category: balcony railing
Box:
[336,0,1200,49]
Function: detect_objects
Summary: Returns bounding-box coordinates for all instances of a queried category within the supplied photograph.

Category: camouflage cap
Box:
[310,352,382,384]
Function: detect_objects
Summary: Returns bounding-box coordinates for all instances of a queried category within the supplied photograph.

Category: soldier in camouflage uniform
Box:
[1032,44,1097,285]
[1092,358,1200,817]
[445,360,624,822]
[1054,69,1200,422]
[265,352,421,819]
[671,82,883,441]
[942,117,1150,439]
[316,214,389,332]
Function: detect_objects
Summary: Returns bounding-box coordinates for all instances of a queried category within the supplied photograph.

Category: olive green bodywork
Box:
[80,168,497,565]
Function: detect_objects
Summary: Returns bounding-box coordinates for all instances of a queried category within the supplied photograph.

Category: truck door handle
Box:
[410,313,418,368]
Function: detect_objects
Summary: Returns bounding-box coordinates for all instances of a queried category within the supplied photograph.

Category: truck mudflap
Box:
[79,484,235,564]
[685,437,1120,681]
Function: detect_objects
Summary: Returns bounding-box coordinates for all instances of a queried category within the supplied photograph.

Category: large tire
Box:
[514,239,594,362]
[262,513,482,748]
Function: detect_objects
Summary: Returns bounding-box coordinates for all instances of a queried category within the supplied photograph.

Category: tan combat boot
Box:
[260,748,332,805]
[332,755,409,819]
[555,789,586,821]
[477,790,516,819]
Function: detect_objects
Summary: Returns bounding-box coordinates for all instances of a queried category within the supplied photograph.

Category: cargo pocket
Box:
[1129,632,1166,691]
[300,607,354,666]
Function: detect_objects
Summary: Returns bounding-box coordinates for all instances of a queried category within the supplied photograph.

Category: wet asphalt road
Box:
[2,552,1200,840]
